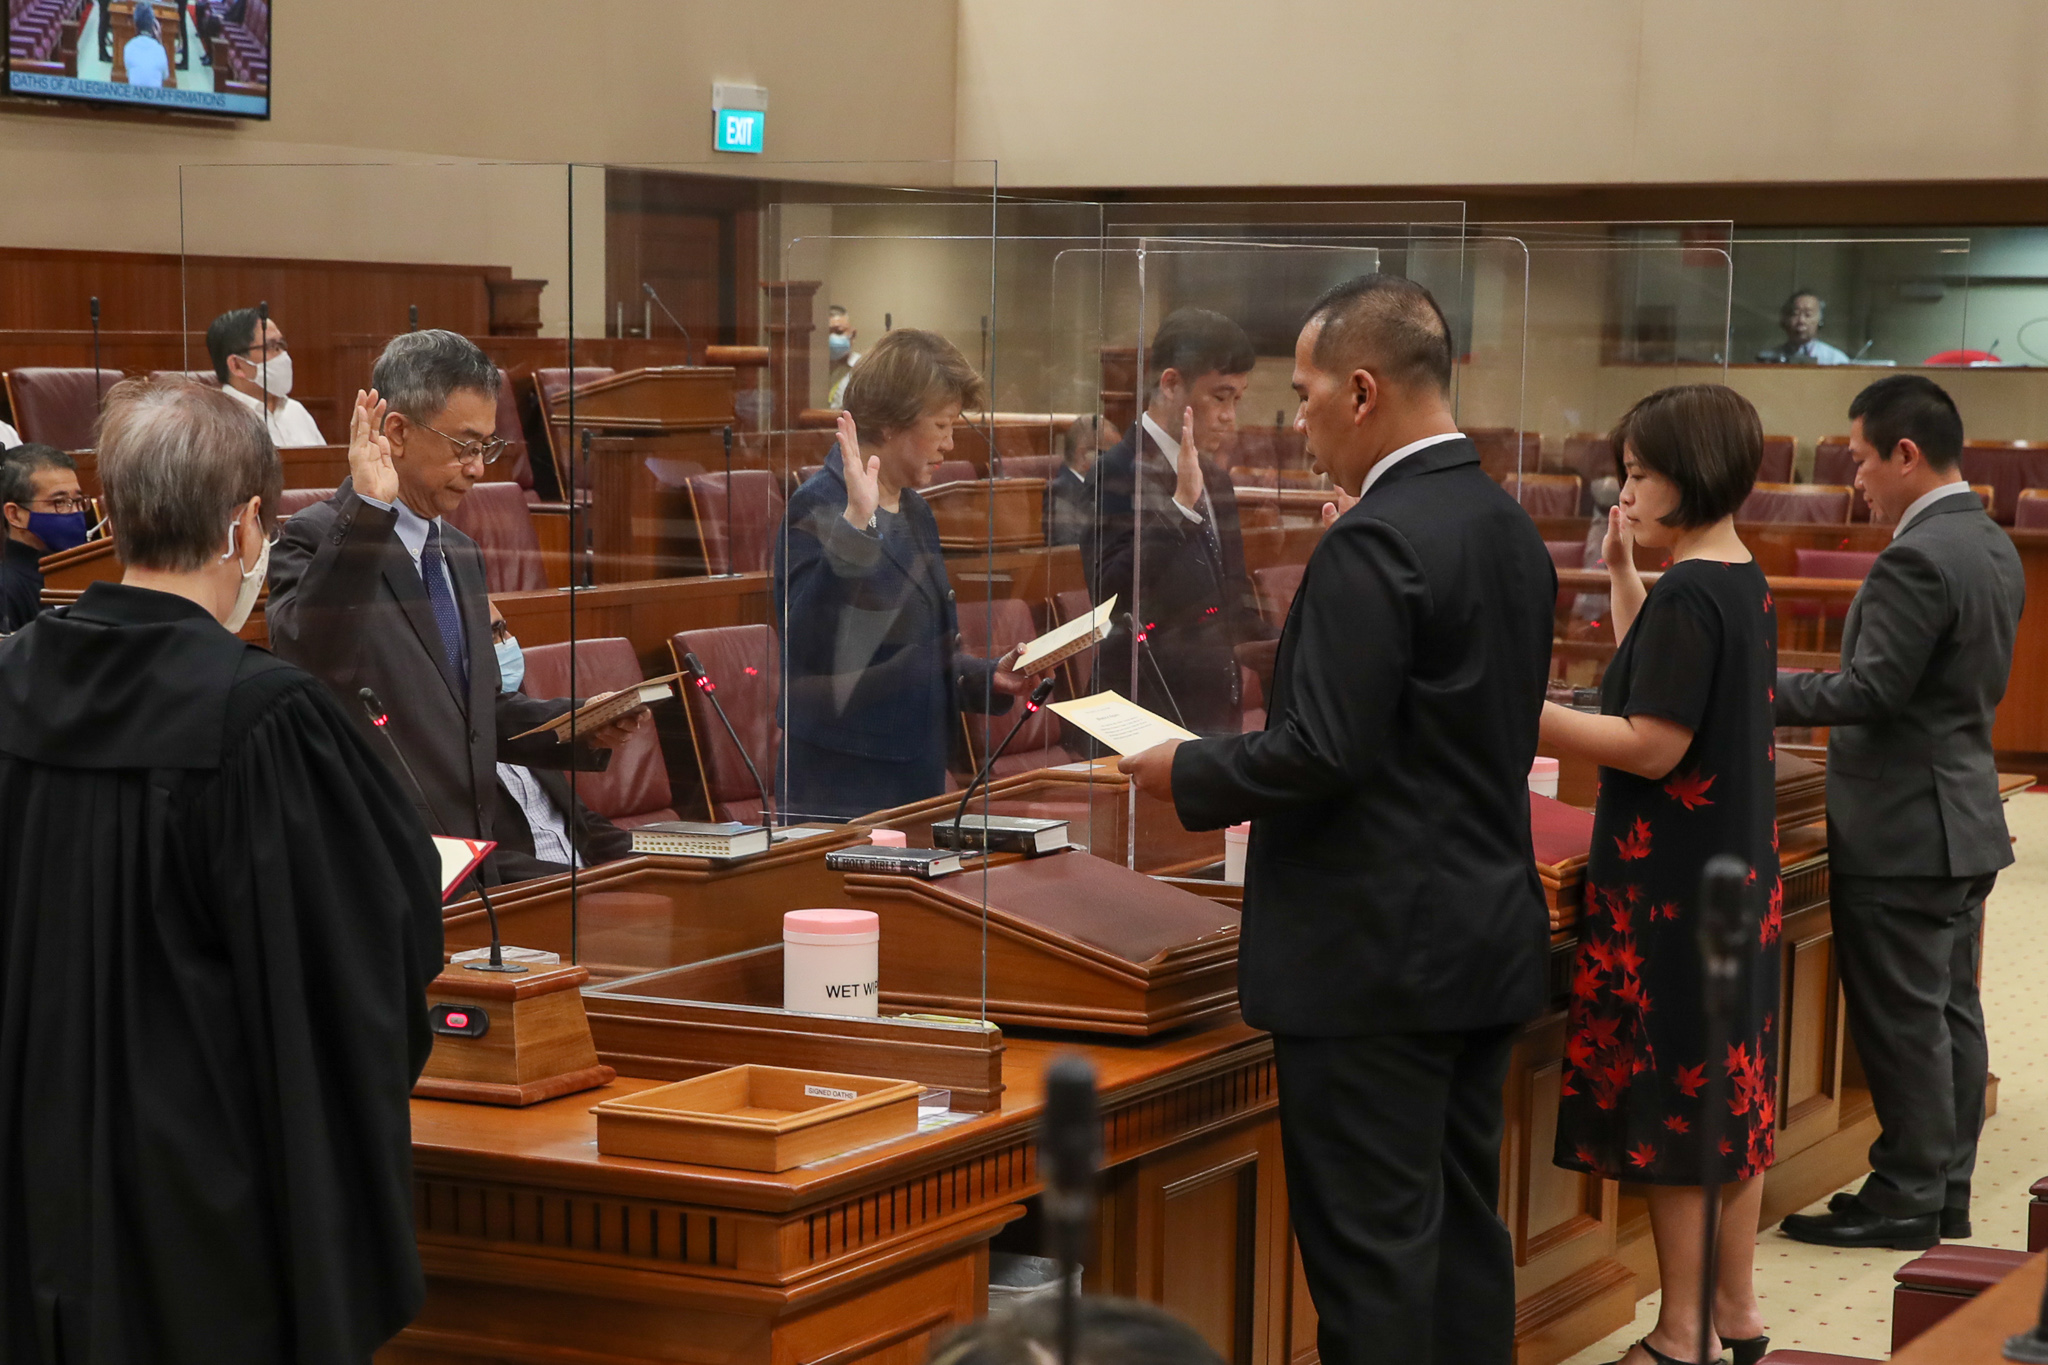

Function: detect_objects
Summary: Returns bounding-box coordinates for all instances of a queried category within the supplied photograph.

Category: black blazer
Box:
[490,765,634,883]
[268,478,606,879]
[1776,489,2025,878]
[773,450,1009,819]
[1082,422,1272,736]
[1172,437,1558,1036]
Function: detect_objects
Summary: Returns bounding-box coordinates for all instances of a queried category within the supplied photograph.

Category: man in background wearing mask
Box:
[207,306,328,447]
[1,445,88,632]
[825,305,861,409]
[486,600,632,881]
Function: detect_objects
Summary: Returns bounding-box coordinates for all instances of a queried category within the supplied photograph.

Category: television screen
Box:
[6,0,269,119]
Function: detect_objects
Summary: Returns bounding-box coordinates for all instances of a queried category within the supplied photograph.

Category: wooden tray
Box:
[592,1064,921,1171]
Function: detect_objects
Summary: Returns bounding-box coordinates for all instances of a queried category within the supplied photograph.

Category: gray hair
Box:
[369,329,500,423]
[98,376,280,572]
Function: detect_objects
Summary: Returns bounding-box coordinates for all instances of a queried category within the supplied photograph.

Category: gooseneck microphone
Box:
[1117,611,1187,729]
[88,297,103,414]
[642,283,694,364]
[680,650,774,827]
[1693,855,1754,1365]
[949,675,1058,851]
[1041,1054,1101,1365]
[358,687,525,975]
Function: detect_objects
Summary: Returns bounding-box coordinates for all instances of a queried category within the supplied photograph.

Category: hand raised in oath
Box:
[349,389,401,505]
[1321,488,1359,527]
[838,409,885,531]
[1172,406,1205,513]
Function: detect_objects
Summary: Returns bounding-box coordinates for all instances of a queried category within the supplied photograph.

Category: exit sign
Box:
[715,108,764,154]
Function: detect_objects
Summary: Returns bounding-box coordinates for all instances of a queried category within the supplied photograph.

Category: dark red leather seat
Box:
[669,624,780,823]
[1892,1243,2030,1351]
[956,598,1073,778]
[1464,427,1539,480]
[929,459,978,487]
[996,454,1060,481]
[3,368,124,450]
[1760,434,1795,484]
[1252,564,1305,631]
[519,636,679,830]
[1503,471,1581,518]
[1756,1353,1880,1363]
[1741,483,1852,523]
[1546,539,1588,613]
[1784,549,1879,645]
[445,481,549,593]
[491,367,536,502]
[685,470,786,575]
[2032,1173,2048,1251]
[1960,441,2048,526]
[278,488,335,518]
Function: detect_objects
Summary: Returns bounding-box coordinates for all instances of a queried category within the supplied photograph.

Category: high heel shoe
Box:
[1721,1336,1768,1365]
[1600,1338,1728,1365]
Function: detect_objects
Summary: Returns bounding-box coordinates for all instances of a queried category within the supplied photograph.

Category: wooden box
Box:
[415,964,616,1107]
[592,1064,921,1171]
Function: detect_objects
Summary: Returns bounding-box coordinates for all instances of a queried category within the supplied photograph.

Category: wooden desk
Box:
[1891,1251,2046,1363]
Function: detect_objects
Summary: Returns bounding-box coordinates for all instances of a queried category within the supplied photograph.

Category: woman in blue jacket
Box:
[774,329,1026,820]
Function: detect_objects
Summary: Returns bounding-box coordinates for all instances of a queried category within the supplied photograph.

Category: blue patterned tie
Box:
[420,522,468,686]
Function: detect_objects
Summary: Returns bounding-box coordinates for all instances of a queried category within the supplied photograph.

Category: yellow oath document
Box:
[1047,690,1200,756]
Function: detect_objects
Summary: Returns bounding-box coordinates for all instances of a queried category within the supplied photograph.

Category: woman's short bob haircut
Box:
[1612,383,1764,530]
[98,374,282,572]
[842,328,986,444]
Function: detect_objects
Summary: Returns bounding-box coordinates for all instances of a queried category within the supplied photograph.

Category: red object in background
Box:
[1924,349,2001,366]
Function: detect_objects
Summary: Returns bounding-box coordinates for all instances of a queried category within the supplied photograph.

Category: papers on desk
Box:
[511,673,681,741]
[432,836,496,902]
[1013,594,1116,676]
[1047,690,1199,756]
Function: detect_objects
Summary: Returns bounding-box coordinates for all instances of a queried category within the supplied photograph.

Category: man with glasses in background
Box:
[268,330,642,885]
[1,444,88,632]
[206,305,328,447]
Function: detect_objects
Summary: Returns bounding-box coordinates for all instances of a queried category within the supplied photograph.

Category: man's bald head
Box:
[1303,274,1455,396]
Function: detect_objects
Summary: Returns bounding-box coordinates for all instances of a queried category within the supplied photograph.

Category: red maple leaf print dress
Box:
[1555,559,1783,1186]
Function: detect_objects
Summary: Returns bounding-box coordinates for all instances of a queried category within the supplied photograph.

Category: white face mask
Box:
[238,349,293,399]
[223,515,270,632]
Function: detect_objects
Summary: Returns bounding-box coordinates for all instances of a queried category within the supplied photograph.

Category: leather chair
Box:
[1546,539,1587,613]
[278,487,335,518]
[1809,436,1867,520]
[3,368,124,450]
[930,459,978,487]
[1760,434,1796,485]
[518,636,679,829]
[1464,427,1540,480]
[491,367,536,503]
[1892,1244,2031,1351]
[1959,440,2048,526]
[532,366,615,496]
[1561,432,1615,492]
[1252,563,1305,631]
[2022,488,2048,531]
[684,470,786,575]
[1503,471,1581,519]
[996,454,1061,482]
[955,597,1074,778]
[1786,548,1879,651]
[669,624,780,823]
[445,481,549,592]
[1740,482,1852,524]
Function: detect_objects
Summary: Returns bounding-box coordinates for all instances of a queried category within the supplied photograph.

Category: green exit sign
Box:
[715,108,764,154]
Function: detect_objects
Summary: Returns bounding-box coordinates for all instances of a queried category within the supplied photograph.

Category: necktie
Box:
[420,523,469,686]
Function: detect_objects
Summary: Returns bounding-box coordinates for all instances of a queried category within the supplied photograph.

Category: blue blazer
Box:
[772,450,1010,820]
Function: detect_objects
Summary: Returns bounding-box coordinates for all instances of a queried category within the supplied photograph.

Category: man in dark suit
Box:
[1121,276,1557,1365]
[1083,308,1273,737]
[268,331,639,884]
[1777,376,2024,1249]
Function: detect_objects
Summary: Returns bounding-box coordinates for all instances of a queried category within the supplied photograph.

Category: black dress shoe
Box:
[1782,1194,1938,1249]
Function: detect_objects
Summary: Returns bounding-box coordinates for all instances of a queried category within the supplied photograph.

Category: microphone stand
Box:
[1041,1054,1101,1365]
[89,297,103,418]
[642,283,694,364]
[722,425,735,577]
[948,676,1057,852]
[255,300,270,420]
[358,688,525,974]
[1117,611,1187,729]
[1695,856,1753,1365]
[681,650,775,827]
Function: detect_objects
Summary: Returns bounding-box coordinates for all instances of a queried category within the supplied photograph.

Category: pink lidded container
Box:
[783,908,881,1017]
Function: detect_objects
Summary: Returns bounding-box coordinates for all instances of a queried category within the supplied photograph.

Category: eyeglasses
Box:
[27,495,91,515]
[416,420,508,467]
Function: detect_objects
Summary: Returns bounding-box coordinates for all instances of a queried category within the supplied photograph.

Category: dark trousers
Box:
[1832,871,1996,1218]
[1272,1025,1519,1365]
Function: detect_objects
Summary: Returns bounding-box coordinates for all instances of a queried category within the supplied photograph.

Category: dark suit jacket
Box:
[1172,437,1558,1036]
[1082,422,1272,736]
[490,765,634,883]
[268,478,606,881]
[1776,489,2025,878]
[0,538,42,633]
[1046,465,1092,547]
[773,450,1009,819]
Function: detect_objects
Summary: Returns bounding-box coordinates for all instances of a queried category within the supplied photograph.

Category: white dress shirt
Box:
[223,384,327,448]
[1891,479,1973,537]
[123,34,168,86]
[1139,412,1208,525]
[359,492,460,609]
[495,761,581,868]
[0,419,18,449]
[1361,430,1467,497]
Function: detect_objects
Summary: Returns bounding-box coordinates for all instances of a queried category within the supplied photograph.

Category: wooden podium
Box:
[924,477,1046,550]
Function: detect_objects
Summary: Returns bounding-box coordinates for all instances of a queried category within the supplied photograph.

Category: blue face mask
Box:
[495,634,525,694]
[828,332,852,364]
[25,510,88,553]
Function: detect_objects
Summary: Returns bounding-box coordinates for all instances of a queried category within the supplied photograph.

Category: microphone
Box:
[358,687,525,975]
[408,303,419,332]
[255,299,270,404]
[642,283,694,364]
[1692,855,1754,1365]
[1040,1053,1100,1365]
[1117,611,1187,730]
[680,650,774,827]
[88,297,103,415]
[948,675,1058,852]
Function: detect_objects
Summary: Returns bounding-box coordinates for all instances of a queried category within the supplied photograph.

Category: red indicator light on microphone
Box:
[445,1011,469,1029]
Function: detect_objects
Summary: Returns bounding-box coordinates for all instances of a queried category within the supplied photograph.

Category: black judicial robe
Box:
[0,582,444,1364]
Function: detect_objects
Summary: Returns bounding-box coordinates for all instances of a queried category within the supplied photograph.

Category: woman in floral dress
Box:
[1542,385,1781,1365]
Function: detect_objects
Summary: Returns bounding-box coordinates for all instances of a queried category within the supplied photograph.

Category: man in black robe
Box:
[0,376,443,1363]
